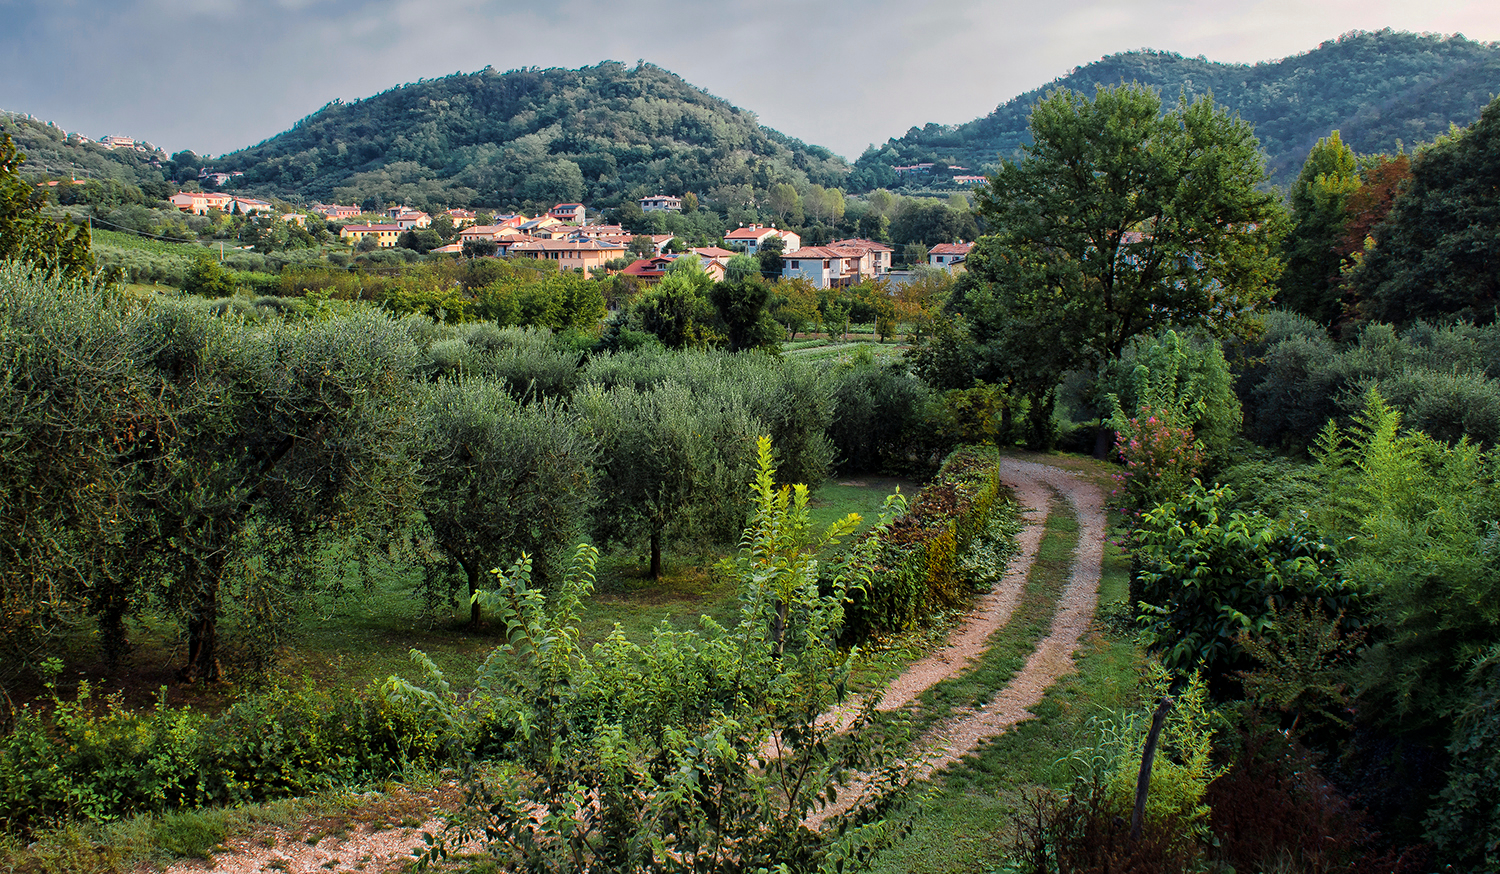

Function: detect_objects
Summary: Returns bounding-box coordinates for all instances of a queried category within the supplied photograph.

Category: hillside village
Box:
[161,190,974,286]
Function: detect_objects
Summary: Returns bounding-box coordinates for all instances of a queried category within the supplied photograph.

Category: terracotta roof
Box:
[784,247,850,259]
[343,224,403,232]
[929,242,974,256]
[510,239,625,252]
[622,257,676,277]
[829,238,893,252]
[694,246,738,258]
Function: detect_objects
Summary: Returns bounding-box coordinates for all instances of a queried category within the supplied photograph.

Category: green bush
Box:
[1132,481,1363,683]
[1099,329,1241,461]
[0,675,463,832]
[843,444,1017,641]
[825,358,939,474]
[1424,648,1500,871]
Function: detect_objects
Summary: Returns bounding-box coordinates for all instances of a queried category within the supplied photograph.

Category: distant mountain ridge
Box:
[213,61,852,212]
[857,29,1500,187]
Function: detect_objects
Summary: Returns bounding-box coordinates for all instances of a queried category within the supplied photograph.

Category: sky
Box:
[2,0,1499,161]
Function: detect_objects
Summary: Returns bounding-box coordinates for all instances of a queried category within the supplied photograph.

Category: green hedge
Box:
[843,444,1016,641]
[0,675,460,833]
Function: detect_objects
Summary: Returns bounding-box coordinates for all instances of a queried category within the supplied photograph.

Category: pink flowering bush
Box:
[1115,404,1205,516]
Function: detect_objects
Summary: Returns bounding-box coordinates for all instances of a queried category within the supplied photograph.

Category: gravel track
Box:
[808,457,1106,829]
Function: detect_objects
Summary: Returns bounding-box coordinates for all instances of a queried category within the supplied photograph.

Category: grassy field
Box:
[782,339,910,366]
[91,227,210,256]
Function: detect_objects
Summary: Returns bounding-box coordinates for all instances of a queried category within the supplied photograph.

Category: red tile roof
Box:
[829,238,893,252]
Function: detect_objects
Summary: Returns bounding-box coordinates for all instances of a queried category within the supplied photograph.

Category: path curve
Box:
[817,470,1052,735]
[808,457,1106,829]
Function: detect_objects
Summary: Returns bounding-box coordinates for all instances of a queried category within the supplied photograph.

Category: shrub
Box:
[1205,724,1427,874]
[1112,405,1204,517]
[0,675,461,832]
[825,359,940,474]
[1100,329,1241,460]
[1133,482,1362,684]
[843,445,1017,642]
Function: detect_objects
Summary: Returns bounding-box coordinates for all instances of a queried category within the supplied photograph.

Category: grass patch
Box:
[0,784,460,874]
[807,476,918,541]
[91,227,208,256]
[866,497,1141,874]
[784,341,910,366]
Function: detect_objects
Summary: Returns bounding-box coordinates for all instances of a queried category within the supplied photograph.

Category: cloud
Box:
[1,0,1497,160]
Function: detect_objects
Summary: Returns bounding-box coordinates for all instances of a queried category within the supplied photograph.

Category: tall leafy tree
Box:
[1278,131,1360,326]
[0,134,94,279]
[960,84,1284,447]
[1350,95,1500,325]
[416,380,595,623]
[0,267,150,677]
[132,307,420,680]
[709,277,781,352]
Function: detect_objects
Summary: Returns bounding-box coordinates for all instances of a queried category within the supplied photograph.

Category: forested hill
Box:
[857,30,1500,187]
[1,112,173,195]
[214,61,851,212]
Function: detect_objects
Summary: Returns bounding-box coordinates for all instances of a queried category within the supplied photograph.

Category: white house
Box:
[639,194,683,212]
[928,242,974,269]
[781,246,865,288]
[724,225,800,257]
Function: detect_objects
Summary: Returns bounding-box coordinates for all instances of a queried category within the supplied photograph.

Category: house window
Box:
[823,260,830,269]
[790,261,798,269]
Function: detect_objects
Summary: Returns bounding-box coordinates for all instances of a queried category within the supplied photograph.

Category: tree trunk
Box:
[460,556,482,625]
[182,585,220,683]
[1131,695,1175,840]
[1093,422,1114,460]
[771,598,787,658]
[649,528,663,580]
[97,584,131,671]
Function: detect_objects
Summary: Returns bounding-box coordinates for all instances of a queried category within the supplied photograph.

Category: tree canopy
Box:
[1349,95,1500,325]
[0,134,94,279]
[967,84,1283,368]
[1278,131,1360,326]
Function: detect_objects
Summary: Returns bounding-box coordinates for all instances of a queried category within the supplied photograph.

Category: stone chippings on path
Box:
[808,458,1105,829]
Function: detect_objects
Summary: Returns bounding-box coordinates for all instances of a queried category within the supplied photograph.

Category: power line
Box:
[87,214,216,247]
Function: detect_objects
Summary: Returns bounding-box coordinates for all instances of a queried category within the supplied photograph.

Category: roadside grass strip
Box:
[907,490,1076,733]
[866,515,1137,874]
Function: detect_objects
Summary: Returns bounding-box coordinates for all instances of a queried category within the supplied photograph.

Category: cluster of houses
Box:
[168,190,284,219]
[165,191,974,286]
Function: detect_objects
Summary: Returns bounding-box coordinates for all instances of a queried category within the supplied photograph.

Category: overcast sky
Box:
[2,0,1498,161]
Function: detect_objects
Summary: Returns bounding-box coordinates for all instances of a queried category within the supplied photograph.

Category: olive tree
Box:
[576,380,761,579]
[415,378,595,623]
[131,304,420,680]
